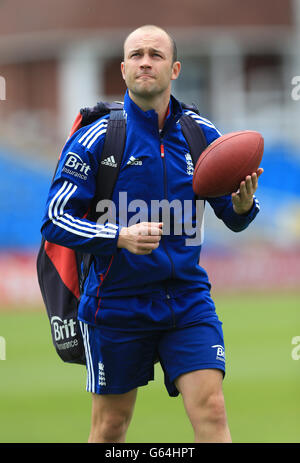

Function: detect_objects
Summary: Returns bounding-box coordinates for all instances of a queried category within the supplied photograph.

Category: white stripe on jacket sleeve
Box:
[78,119,108,145]
[48,181,117,239]
[184,110,222,136]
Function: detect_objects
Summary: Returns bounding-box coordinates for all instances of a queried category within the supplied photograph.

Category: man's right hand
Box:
[117,222,163,255]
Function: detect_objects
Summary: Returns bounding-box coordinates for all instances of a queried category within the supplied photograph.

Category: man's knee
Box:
[95,411,132,442]
[89,390,137,443]
[185,389,230,442]
[200,391,228,427]
[177,370,228,429]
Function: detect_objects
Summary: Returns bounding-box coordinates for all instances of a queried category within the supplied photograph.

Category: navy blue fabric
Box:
[79,289,225,397]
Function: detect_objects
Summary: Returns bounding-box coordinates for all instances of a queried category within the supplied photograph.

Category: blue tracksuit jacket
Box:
[41,90,260,306]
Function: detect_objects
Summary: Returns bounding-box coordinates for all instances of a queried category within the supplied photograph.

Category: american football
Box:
[192,130,264,197]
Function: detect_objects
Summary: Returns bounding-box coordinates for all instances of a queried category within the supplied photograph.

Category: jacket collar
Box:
[123,90,183,131]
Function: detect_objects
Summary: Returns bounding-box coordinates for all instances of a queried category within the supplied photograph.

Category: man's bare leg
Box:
[88,388,138,443]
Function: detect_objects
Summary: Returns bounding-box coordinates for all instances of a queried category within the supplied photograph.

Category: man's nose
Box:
[140,54,152,68]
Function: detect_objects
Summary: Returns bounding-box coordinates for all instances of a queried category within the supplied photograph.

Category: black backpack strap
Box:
[95,109,126,210]
[80,109,126,292]
[179,109,209,204]
[179,113,208,167]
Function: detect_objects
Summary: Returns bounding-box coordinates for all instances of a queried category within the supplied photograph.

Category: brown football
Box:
[192,130,264,197]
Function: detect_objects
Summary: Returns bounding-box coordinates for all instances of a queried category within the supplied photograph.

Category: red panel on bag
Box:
[44,241,80,299]
[58,113,83,160]
[69,113,83,137]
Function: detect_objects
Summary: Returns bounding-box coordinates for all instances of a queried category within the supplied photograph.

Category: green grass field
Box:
[0,290,299,443]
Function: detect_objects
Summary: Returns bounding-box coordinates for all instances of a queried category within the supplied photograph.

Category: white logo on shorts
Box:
[211,345,225,362]
[98,362,106,386]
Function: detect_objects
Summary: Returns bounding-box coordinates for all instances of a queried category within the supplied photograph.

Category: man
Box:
[41,25,262,443]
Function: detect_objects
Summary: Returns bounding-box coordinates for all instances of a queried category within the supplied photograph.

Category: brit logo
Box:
[185,153,194,175]
[211,344,225,362]
[50,316,79,352]
[98,361,106,386]
[50,316,77,342]
[101,155,117,168]
[62,152,91,180]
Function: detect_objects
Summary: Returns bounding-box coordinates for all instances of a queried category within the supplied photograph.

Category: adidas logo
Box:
[127,155,143,166]
[101,155,117,168]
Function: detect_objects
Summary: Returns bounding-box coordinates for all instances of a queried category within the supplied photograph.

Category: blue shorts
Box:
[78,289,225,397]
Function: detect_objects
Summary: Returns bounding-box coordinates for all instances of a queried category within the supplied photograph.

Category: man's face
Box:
[121,29,181,100]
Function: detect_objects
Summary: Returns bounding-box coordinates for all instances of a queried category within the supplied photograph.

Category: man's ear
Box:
[171,61,181,81]
[121,62,126,81]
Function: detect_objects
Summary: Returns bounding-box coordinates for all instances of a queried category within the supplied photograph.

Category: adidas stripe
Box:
[184,110,222,136]
[78,119,108,149]
[80,321,95,393]
[48,181,117,239]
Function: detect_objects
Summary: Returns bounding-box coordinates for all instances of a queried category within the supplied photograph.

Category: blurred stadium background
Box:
[0,0,299,443]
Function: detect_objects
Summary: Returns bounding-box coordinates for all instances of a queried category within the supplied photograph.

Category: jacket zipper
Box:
[160,139,176,280]
[160,137,176,328]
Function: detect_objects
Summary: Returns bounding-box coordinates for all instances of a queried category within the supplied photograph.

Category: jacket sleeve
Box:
[41,117,120,256]
[207,194,260,232]
[197,118,260,232]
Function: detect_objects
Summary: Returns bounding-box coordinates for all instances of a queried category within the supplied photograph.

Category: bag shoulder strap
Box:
[96,109,126,201]
[79,108,126,291]
[88,108,126,222]
[179,104,208,167]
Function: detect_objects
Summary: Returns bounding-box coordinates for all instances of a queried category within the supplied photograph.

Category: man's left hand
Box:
[232,168,264,215]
